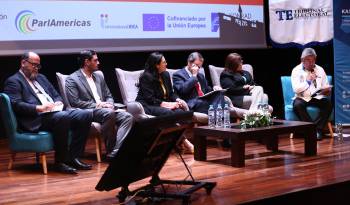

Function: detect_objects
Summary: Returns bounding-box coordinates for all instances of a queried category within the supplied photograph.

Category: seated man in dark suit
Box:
[65,50,134,160]
[173,52,246,118]
[172,52,223,114]
[4,51,93,174]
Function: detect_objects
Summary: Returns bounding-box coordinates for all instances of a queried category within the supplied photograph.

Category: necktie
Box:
[195,82,204,97]
[32,81,54,103]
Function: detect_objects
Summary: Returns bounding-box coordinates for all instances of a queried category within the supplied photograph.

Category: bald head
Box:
[21,51,41,80]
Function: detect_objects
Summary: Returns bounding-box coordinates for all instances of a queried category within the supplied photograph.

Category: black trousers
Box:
[40,109,92,163]
[293,97,332,132]
[143,105,185,117]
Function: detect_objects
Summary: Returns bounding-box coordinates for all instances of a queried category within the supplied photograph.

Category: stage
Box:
[1,134,350,205]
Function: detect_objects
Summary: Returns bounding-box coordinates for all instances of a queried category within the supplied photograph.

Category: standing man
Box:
[4,51,93,174]
[291,48,332,140]
[65,50,134,160]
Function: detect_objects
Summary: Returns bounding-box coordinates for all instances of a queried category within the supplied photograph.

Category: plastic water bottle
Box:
[335,122,344,143]
[223,104,231,128]
[208,105,216,128]
[257,101,263,111]
[216,104,223,128]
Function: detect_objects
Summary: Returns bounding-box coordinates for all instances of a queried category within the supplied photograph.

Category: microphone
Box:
[310,68,317,87]
[313,79,317,87]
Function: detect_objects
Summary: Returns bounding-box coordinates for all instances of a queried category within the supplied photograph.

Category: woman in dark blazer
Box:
[220,53,268,110]
[136,52,193,153]
[136,52,186,116]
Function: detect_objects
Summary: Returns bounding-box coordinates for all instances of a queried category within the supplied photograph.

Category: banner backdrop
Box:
[334,0,350,124]
[269,0,333,46]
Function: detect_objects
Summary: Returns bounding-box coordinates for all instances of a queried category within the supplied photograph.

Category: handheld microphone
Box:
[313,79,317,87]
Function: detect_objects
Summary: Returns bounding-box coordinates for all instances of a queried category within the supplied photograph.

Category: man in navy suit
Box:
[4,51,93,174]
[172,52,224,114]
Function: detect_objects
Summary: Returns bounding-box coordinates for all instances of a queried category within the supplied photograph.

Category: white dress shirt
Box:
[81,69,101,103]
[291,63,329,102]
[20,70,54,105]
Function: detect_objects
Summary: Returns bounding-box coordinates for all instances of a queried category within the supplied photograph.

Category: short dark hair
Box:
[187,52,203,64]
[78,50,97,67]
[224,53,242,73]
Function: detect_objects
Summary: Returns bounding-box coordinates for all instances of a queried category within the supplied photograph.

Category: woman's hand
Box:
[176,98,188,110]
[160,101,180,110]
[243,85,250,89]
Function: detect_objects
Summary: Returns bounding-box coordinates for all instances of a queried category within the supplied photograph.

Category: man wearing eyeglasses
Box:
[4,51,93,174]
[291,48,332,141]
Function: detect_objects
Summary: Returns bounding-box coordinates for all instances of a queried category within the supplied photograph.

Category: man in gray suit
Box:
[65,50,134,160]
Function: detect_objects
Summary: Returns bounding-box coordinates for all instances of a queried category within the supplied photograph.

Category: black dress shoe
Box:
[55,163,78,174]
[106,149,119,161]
[69,158,92,170]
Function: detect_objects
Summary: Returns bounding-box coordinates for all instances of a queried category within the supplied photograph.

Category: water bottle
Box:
[223,104,231,128]
[208,105,216,128]
[257,101,263,111]
[335,122,343,143]
[216,104,223,128]
[262,103,270,115]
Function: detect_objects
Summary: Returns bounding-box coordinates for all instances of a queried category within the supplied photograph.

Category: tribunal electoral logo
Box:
[15,10,36,34]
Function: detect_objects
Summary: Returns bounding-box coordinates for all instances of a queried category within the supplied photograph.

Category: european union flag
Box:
[143,14,165,31]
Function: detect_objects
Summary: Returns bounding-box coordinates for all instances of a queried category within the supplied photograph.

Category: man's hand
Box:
[307,72,317,81]
[96,102,114,109]
[36,102,55,113]
[189,64,200,76]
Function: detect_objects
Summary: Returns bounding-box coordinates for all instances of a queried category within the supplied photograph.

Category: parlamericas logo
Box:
[15,10,92,34]
[15,10,35,34]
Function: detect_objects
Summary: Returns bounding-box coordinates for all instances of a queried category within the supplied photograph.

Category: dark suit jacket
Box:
[65,70,114,109]
[220,70,255,107]
[172,67,212,109]
[4,72,63,132]
[136,71,178,106]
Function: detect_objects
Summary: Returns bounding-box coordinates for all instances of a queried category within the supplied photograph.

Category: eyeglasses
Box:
[25,59,41,69]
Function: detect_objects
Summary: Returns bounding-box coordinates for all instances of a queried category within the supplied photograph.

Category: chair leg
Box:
[35,153,40,164]
[290,133,294,139]
[95,136,102,163]
[327,122,334,138]
[41,153,48,175]
[8,152,16,170]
